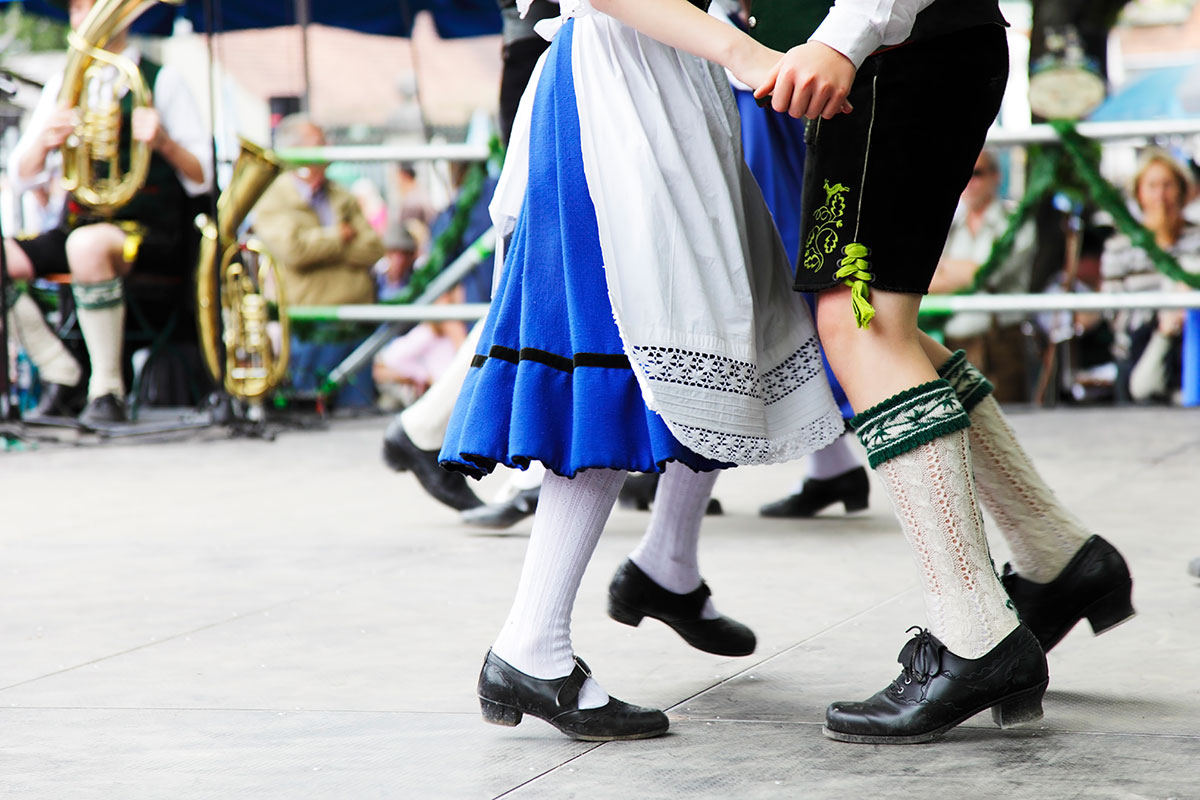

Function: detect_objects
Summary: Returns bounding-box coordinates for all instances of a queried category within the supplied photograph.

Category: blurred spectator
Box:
[376,218,426,301]
[351,177,388,234]
[252,114,385,408]
[427,161,499,303]
[395,162,434,228]
[373,289,469,410]
[929,149,1036,402]
[1100,148,1200,404]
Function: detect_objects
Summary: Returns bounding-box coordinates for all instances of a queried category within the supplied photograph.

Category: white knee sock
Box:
[628,464,720,621]
[876,429,1019,659]
[400,321,482,450]
[7,294,82,387]
[490,468,625,710]
[805,432,862,481]
[72,279,125,400]
[968,396,1090,583]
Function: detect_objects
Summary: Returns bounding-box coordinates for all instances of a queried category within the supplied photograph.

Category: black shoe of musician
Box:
[460,487,540,529]
[382,417,482,511]
[28,381,86,419]
[759,466,870,518]
[607,559,756,657]
[1001,535,1135,653]
[823,625,1048,744]
[78,393,127,427]
[478,650,669,741]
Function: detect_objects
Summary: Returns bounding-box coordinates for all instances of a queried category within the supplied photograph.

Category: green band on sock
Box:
[72,278,124,310]
[936,349,995,413]
[851,379,970,468]
[2,283,24,312]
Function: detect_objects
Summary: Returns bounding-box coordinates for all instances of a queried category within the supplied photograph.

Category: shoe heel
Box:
[607,596,645,627]
[991,682,1046,729]
[843,492,869,513]
[480,698,523,727]
[1085,586,1135,635]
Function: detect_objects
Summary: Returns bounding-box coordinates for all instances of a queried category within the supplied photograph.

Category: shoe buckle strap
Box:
[555,656,591,709]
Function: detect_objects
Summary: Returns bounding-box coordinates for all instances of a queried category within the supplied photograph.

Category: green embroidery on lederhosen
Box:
[802,180,849,273]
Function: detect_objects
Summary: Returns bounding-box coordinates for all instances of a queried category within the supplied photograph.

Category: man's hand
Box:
[40,107,78,153]
[755,41,856,120]
[338,220,357,245]
[131,106,166,149]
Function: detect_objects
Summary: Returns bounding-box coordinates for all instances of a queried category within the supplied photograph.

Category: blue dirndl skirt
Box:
[439,21,726,479]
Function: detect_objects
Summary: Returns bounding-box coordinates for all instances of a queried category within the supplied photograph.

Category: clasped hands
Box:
[734,40,857,121]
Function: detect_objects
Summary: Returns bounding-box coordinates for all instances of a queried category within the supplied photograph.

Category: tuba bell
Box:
[58,0,183,216]
[195,138,291,402]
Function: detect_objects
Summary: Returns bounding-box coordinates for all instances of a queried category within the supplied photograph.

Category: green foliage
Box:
[0,4,69,54]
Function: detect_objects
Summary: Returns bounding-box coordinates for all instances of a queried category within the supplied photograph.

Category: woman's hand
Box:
[727,39,786,95]
[754,41,856,120]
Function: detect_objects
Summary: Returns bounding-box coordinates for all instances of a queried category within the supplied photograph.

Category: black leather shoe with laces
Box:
[758,466,870,518]
[382,417,482,511]
[823,625,1048,744]
[477,650,669,741]
[1001,535,1135,653]
[607,559,756,656]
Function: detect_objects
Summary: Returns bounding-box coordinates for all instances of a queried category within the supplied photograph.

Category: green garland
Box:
[384,135,505,306]
[963,120,1200,295]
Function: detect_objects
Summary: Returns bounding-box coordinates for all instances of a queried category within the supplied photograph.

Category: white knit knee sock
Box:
[628,464,720,620]
[968,396,1090,583]
[72,279,125,400]
[805,432,862,481]
[876,428,1019,658]
[491,468,625,710]
[7,293,82,386]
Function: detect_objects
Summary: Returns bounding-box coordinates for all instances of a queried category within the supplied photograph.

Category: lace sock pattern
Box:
[491,468,626,710]
[874,424,1018,659]
[938,351,1090,583]
[967,396,1090,583]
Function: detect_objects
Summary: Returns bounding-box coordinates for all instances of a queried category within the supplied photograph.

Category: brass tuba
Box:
[58,0,183,216]
[195,138,291,401]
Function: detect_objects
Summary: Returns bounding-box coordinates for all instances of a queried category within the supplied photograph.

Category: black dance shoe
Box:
[477,650,669,741]
[1001,535,1135,653]
[607,559,756,657]
[617,473,658,510]
[78,393,127,426]
[28,382,86,419]
[758,466,870,518]
[823,625,1048,745]
[460,488,540,529]
[382,418,482,511]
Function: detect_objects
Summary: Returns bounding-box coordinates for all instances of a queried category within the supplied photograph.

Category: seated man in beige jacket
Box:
[252,115,385,405]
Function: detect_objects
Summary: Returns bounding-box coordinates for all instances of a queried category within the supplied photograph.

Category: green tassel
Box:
[835,243,876,330]
[850,280,875,329]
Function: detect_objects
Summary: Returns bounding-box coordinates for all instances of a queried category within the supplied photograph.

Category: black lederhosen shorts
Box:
[795,23,1009,296]
[14,217,190,279]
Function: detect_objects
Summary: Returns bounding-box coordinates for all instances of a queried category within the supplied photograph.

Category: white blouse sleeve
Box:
[810,0,939,69]
[152,64,214,196]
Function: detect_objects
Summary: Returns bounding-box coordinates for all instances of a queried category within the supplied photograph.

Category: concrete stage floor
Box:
[1,406,1197,799]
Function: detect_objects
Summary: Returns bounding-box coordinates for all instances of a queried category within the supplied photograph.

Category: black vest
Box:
[71,58,188,230]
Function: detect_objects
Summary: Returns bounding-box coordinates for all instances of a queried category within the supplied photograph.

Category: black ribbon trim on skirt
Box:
[471,345,631,373]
